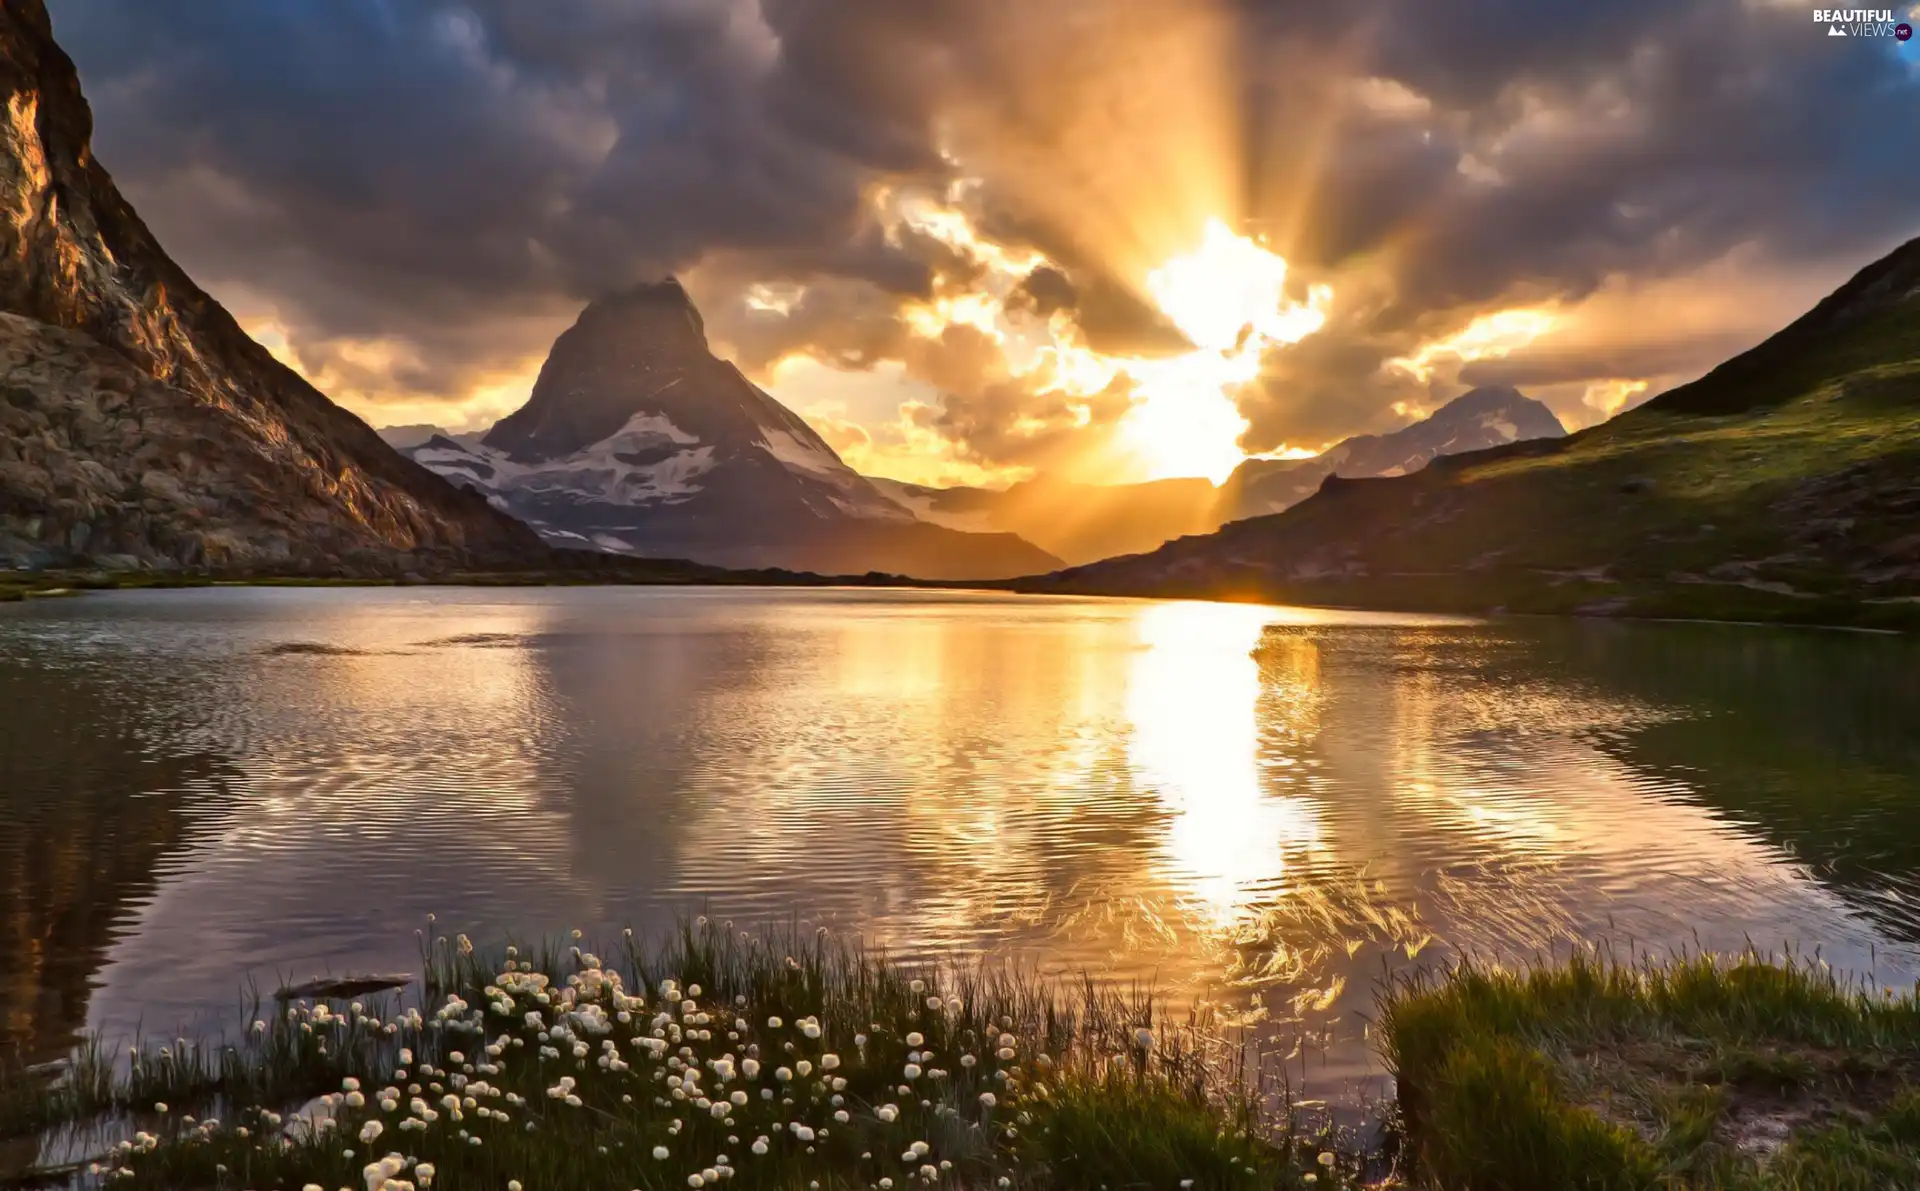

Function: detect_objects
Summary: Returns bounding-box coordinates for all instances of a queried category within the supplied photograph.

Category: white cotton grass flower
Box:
[979,1092,997,1107]
[358,1120,383,1144]
[654,1146,671,1159]
[820,1053,840,1070]
[876,1104,899,1123]
[906,1032,924,1047]
[362,1154,406,1191]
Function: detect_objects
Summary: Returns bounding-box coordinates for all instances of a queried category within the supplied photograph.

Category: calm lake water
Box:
[4,586,1920,1110]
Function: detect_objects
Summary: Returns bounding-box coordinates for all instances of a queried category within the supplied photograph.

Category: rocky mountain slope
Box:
[0,0,545,573]
[867,387,1564,566]
[1018,237,1920,628]
[392,282,1061,580]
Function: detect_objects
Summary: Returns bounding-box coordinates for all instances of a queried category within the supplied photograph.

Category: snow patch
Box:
[613,412,699,446]
[409,426,717,507]
[758,427,844,476]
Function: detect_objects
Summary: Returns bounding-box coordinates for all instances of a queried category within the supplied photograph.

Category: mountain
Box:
[393,281,1061,580]
[1213,386,1567,522]
[863,388,1564,566]
[868,475,1219,566]
[0,1,543,574]
[1017,237,1920,629]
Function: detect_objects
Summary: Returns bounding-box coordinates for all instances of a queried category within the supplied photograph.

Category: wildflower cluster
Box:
[80,921,1333,1190]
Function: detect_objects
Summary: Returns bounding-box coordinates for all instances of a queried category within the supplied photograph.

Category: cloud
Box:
[1009,267,1195,358]
[48,0,1920,472]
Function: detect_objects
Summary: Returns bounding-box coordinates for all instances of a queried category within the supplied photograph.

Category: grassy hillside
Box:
[1020,237,1920,629]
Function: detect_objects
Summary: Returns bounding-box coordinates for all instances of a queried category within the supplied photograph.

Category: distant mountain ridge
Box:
[862,386,1566,565]
[1214,385,1566,523]
[1015,237,1920,628]
[0,0,542,573]
[392,282,1061,579]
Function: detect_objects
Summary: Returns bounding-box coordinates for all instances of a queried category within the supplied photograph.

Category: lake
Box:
[4,586,1919,1112]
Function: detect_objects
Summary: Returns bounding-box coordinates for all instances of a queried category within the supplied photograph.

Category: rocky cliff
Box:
[396,281,1063,580]
[0,0,543,572]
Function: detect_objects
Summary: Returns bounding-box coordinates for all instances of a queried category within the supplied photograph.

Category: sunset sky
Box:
[51,0,1920,488]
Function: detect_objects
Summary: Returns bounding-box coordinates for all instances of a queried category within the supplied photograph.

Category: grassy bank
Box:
[1382,950,1920,1189]
[12,934,1920,1190]
[1,923,1353,1191]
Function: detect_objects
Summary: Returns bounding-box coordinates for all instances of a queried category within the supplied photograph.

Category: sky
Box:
[50,0,1920,488]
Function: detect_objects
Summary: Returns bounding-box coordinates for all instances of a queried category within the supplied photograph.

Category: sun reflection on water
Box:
[11,588,1920,1114]
[1125,602,1324,928]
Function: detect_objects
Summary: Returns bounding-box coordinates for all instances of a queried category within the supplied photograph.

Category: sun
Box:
[1118,220,1331,483]
[869,197,1334,488]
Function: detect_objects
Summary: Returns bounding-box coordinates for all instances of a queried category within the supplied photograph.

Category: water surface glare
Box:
[4,585,1919,1106]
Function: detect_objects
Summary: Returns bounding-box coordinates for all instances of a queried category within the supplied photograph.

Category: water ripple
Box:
[2,586,1918,1106]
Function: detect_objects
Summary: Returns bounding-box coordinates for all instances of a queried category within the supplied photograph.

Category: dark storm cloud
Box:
[46,0,1920,444]
[1009,267,1194,358]
[1230,0,1920,447]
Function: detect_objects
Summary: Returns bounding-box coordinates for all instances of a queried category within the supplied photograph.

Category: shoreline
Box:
[5,567,1913,636]
[7,932,1918,1191]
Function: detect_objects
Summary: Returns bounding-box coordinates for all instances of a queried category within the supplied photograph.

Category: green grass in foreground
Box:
[2,922,1356,1191]
[1381,949,1920,1190]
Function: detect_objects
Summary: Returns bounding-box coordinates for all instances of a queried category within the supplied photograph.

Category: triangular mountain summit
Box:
[395,282,1062,579]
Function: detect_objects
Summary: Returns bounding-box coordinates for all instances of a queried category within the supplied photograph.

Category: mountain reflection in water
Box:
[0,586,1916,1109]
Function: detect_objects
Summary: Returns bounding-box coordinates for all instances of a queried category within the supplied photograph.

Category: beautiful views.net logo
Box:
[1813,7,1913,36]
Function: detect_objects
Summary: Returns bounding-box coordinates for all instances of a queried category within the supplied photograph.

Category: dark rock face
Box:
[0,1,543,572]
[1215,386,1567,522]
[398,282,1063,580]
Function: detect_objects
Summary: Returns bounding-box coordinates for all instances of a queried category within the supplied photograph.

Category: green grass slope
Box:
[1019,237,1920,629]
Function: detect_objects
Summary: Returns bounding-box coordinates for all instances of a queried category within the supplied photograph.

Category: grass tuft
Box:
[1382,948,1920,1189]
